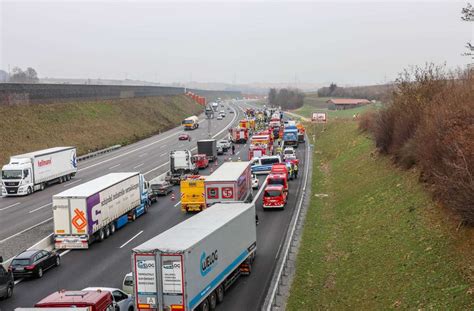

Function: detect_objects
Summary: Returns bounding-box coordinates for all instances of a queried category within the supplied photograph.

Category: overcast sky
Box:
[0,1,471,85]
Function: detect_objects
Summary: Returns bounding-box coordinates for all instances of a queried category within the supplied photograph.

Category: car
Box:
[9,249,60,279]
[178,133,191,141]
[217,145,224,155]
[122,272,133,295]
[0,261,14,300]
[217,115,223,120]
[150,180,173,196]
[252,174,259,189]
[220,113,226,118]
[217,139,232,151]
[83,287,133,311]
[283,147,296,160]
[229,110,235,114]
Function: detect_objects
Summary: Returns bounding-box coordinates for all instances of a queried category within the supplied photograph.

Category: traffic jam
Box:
[0,101,306,311]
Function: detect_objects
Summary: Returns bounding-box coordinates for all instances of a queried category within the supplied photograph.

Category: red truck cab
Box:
[192,154,209,169]
[267,173,288,193]
[35,290,114,311]
[263,185,287,209]
[271,163,289,181]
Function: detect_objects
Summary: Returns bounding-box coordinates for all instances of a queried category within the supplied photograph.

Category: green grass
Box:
[0,95,203,164]
[287,120,474,310]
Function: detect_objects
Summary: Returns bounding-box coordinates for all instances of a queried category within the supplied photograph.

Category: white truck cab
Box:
[1,147,77,196]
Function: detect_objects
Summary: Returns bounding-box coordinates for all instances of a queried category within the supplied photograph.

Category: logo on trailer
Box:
[207,187,219,199]
[38,158,52,167]
[71,208,87,231]
[222,187,234,199]
[71,151,77,168]
[137,260,155,269]
[200,250,218,276]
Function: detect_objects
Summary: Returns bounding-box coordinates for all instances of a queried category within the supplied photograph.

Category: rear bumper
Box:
[12,270,35,278]
[182,203,205,212]
[55,236,89,249]
[263,203,285,209]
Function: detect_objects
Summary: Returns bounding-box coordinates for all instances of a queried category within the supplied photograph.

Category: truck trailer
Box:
[197,139,217,162]
[132,203,257,311]
[205,161,252,206]
[53,172,150,249]
[1,147,77,196]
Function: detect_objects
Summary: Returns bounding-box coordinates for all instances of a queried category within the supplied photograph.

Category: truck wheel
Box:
[59,176,64,184]
[40,183,45,191]
[98,229,105,242]
[110,223,116,235]
[105,225,110,238]
[209,292,217,310]
[131,212,137,222]
[27,187,32,195]
[216,285,224,303]
[199,298,210,311]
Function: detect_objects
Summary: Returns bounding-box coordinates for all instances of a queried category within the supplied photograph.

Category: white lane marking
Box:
[139,152,148,158]
[160,153,167,157]
[0,217,53,244]
[64,179,82,187]
[14,279,23,285]
[161,145,168,148]
[0,202,20,211]
[133,163,144,169]
[109,164,121,170]
[120,230,144,248]
[28,202,52,214]
[60,249,71,257]
[174,200,181,207]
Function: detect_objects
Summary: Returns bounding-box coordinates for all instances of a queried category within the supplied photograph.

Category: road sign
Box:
[312,112,327,123]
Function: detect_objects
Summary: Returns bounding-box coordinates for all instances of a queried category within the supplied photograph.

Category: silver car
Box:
[83,287,134,311]
[122,272,133,295]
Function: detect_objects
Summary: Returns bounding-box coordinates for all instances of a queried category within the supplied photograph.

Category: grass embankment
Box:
[287,118,474,309]
[293,94,379,119]
[0,95,202,164]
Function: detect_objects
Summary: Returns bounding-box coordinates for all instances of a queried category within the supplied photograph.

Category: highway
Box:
[0,102,240,260]
[0,101,309,311]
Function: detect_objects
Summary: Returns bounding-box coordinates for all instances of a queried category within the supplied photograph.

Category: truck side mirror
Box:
[0,256,3,263]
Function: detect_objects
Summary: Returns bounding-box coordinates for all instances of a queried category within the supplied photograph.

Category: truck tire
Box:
[110,223,116,235]
[58,176,64,184]
[209,292,217,310]
[130,211,137,222]
[98,229,105,242]
[27,187,32,195]
[216,285,224,303]
[40,183,45,191]
[105,225,110,238]
[199,298,210,311]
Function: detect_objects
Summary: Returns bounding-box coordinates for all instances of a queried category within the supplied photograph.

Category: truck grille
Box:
[5,187,18,194]
[4,182,19,186]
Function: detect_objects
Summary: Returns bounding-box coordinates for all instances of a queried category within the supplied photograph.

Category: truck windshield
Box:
[183,120,194,124]
[265,190,282,197]
[261,158,279,165]
[2,170,22,179]
[268,178,284,186]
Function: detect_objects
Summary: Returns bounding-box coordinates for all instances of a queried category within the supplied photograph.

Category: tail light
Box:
[25,265,36,270]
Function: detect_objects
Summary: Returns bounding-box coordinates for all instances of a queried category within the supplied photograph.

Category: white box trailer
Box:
[1,147,77,196]
[132,203,257,311]
[53,172,149,249]
[204,161,252,206]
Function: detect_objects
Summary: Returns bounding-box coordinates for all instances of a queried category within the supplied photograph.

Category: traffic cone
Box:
[171,192,175,201]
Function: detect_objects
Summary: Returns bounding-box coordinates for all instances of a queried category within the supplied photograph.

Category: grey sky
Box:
[0,1,470,85]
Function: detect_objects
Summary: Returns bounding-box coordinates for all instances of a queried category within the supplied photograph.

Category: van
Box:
[35,290,114,311]
[267,173,288,193]
[251,156,281,175]
[263,185,287,209]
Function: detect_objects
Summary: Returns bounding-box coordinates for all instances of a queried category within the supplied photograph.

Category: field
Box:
[0,95,203,165]
[293,94,380,119]
[287,118,474,310]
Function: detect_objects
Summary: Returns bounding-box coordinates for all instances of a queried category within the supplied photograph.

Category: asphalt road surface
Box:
[0,101,309,311]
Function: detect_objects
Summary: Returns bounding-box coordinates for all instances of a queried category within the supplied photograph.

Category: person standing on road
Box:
[232,144,235,155]
[294,162,299,179]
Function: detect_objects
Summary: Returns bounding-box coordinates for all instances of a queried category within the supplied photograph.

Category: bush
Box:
[363,64,474,224]
[358,110,376,133]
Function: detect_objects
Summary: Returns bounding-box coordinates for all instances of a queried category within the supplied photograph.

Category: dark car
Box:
[0,262,14,299]
[9,249,60,279]
[150,180,173,196]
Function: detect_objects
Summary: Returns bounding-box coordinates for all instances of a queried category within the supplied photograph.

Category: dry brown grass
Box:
[0,95,203,165]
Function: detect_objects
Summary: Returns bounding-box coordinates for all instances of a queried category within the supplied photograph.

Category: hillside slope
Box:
[0,95,203,164]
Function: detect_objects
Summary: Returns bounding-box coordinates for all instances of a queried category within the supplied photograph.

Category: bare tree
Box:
[9,66,39,83]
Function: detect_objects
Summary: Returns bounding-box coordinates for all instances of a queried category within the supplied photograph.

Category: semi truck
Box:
[205,161,252,206]
[166,150,198,185]
[197,139,217,162]
[229,127,249,144]
[211,102,219,112]
[53,172,150,249]
[1,147,77,196]
[282,126,299,148]
[182,116,199,130]
[132,202,257,311]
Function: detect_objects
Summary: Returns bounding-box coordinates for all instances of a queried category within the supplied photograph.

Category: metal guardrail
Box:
[77,144,121,162]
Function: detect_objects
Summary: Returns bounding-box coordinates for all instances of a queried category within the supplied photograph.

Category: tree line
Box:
[0,66,39,83]
[268,88,305,110]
